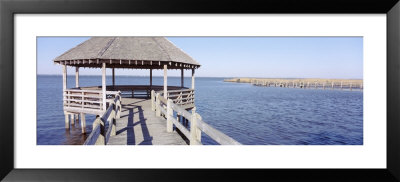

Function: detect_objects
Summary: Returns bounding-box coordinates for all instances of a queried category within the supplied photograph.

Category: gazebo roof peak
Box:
[54,37,200,70]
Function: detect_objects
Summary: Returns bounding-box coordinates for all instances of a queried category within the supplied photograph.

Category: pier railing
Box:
[249,80,363,91]
[154,89,195,109]
[151,90,241,145]
[83,94,122,145]
[78,85,188,98]
[63,89,120,115]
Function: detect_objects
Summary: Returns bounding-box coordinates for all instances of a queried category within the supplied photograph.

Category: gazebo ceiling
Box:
[54,37,201,70]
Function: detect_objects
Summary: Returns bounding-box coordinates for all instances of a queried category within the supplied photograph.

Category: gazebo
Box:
[54,37,201,133]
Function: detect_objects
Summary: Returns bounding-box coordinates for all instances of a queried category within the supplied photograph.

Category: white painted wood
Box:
[63,65,67,91]
[164,65,167,99]
[171,116,190,138]
[191,68,195,89]
[64,112,69,129]
[151,90,155,111]
[166,99,173,132]
[93,118,105,145]
[190,109,199,145]
[71,114,75,125]
[111,110,116,136]
[156,93,161,117]
[81,113,86,133]
[75,67,79,88]
[102,63,106,111]
[107,98,187,145]
[63,98,102,104]
[191,108,201,143]
[75,114,79,124]
[63,107,104,115]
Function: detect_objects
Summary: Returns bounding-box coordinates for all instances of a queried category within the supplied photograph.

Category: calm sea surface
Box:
[37,75,363,145]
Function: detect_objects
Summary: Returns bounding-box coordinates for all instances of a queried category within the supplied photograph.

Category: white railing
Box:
[151,90,241,145]
[154,89,195,109]
[63,89,120,114]
[83,94,122,145]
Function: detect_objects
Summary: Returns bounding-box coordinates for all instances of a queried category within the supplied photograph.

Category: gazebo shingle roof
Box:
[54,37,200,69]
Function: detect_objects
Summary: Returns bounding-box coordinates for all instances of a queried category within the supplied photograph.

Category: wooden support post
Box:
[75,114,79,124]
[63,65,67,105]
[166,99,173,132]
[315,82,317,89]
[111,109,116,136]
[350,82,352,91]
[75,67,79,88]
[151,90,155,111]
[116,92,121,119]
[323,83,325,90]
[102,62,106,111]
[332,82,334,89]
[63,65,67,91]
[181,68,184,88]
[156,93,161,117]
[360,83,363,90]
[150,69,153,89]
[190,108,201,145]
[71,114,75,125]
[112,67,115,88]
[81,113,86,133]
[341,82,343,90]
[93,117,105,145]
[164,65,168,99]
[64,112,69,129]
[191,68,195,89]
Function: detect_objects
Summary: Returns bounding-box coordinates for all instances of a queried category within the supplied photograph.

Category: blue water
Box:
[37,75,363,145]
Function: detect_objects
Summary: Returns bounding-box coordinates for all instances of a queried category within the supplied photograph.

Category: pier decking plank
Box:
[107,98,187,145]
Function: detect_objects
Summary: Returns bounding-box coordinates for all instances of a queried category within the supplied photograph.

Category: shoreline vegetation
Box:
[224,78,363,89]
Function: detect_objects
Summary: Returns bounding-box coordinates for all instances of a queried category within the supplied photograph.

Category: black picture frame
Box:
[1,0,399,181]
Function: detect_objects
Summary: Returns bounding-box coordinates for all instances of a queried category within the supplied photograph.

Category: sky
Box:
[37,37,363,79]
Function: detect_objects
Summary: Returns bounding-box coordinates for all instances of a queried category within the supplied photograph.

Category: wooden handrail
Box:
[63,89,121,113]
[83,92,121,145]
[195,119,241,145]
[83,120,102,145]
[152,90,241,145]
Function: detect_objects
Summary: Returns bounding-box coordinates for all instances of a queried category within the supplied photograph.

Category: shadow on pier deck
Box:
[107,98,187,145]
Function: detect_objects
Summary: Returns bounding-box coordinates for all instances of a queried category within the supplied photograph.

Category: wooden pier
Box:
[107,98,187,145]
[225,78,363,91]
[55,37,240,145]
[81,89,240,145]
